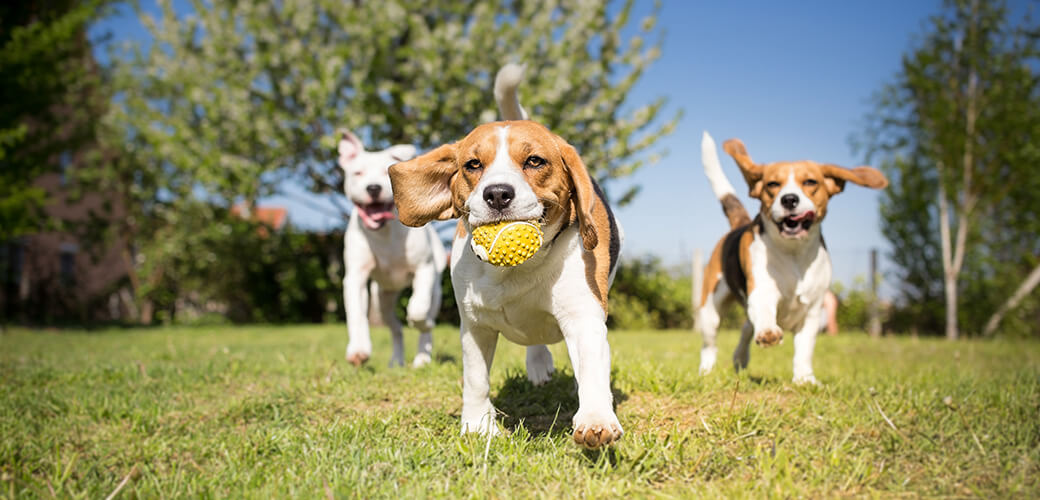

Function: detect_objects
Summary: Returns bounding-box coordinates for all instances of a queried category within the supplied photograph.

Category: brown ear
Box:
[820,164,888,195]
[723,138,764,196]
[554,137,598,251]
[388,143,458,227]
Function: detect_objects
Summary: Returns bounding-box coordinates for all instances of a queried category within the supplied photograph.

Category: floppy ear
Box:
[386,144,417,162]
[554,137,598,251]
[723,138,764,197]
[820,164,888,195]
[337,129,364,167]
[388,143,458,227]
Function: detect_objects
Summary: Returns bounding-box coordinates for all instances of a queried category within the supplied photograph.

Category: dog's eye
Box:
[352,171,364,177]
[464,159,483,172]
[766,181,781,189]
[803,179,818,187]
[524,155,546,169]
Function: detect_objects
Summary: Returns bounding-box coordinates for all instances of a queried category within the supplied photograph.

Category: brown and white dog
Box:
[388,65,624,448]
[697,132,887,384]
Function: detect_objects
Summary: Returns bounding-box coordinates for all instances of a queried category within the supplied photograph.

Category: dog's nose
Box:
[781,194,799,210]
[483,184,515,211]
[366,184,382,199]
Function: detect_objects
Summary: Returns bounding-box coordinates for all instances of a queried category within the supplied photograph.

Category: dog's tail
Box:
[702,131,751,229]
[494,63,528,121]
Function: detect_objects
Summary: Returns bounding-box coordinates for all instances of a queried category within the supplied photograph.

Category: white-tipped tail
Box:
[701,131,737,199]
[494,63,528,121]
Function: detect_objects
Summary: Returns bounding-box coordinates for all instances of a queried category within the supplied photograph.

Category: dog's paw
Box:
[411,352,431,368]
[460,415,501,436]
[525,346,555,386]
[346,349,370,367]
[572,409,623,449]
[699,348,717,375]
[755,327,784,347]
[793,373,820,386]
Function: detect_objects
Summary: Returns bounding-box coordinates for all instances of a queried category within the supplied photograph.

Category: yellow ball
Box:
[470,220,543,266]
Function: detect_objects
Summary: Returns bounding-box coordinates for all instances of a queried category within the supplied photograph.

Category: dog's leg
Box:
[562,316,623,449]
[406,262,441,368]
[344,269,373,366]
[747,284,784,346]
[697,281,729,375]
[733,320,754,372]
[791,302,822,385]
[375,284,405,368]
[525,345,554,386]
[459,320,500,436]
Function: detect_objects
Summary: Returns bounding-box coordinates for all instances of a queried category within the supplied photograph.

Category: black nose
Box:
[781,194,799,210]
[366,184,382,199]
[483,184,515,211]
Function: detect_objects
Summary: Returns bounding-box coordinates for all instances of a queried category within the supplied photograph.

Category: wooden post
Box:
[868,248,882,338]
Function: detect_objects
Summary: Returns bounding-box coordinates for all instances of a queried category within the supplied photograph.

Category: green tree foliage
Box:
[94,0,678,322]
[861,0,1040,337]
[135,203,344,324]
[0,1,107,239]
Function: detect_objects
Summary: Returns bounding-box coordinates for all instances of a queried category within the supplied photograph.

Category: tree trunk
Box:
[937,180,959,340]
[982,261,1040,337]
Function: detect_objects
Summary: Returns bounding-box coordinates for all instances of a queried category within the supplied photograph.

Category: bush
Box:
[831,277,873,332]
[608,256,693,330]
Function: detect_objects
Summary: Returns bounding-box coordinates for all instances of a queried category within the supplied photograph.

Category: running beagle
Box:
[388,65,624,448]
[697,132,887,384]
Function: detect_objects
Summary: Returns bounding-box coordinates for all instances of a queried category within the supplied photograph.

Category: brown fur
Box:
[700,138,888,319]
[389,121,615,312]
[720,193,750,229]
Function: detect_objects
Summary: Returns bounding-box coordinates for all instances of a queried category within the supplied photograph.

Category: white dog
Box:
[388,65,624,448]
[339,130,446,368]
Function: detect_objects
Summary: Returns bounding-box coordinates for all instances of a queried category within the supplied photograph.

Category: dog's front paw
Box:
[793,373,819,386]
[460,414,501,437]
[346,346,370,367]
[572,409,623,449]
[411,352,431,368]
[755,326,784,347]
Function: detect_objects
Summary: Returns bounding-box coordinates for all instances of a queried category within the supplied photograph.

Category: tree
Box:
[95,0,678,322]
[861,0,1040,338]
[0,0,108,240]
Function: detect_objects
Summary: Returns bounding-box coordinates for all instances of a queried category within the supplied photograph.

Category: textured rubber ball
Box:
[470,220,543,267]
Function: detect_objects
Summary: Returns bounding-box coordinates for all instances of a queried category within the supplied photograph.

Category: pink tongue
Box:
[791,211,815,222]
[358,203,395,229]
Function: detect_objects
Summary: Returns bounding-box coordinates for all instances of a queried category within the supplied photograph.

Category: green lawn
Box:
[1,325,1038,498]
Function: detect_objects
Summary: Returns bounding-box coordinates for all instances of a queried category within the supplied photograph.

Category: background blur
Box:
[3,0,1037,338]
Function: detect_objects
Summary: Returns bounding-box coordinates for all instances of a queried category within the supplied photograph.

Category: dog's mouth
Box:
[776,210,815,238]
[357,201,395,230]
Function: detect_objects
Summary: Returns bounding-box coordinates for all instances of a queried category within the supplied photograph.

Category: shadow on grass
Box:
[492,369,628,441]
[745,374,784,386]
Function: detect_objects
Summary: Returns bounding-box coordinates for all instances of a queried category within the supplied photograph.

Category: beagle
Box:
[697,132,887,384]
[387,65,624,448]
[338,129,447,368]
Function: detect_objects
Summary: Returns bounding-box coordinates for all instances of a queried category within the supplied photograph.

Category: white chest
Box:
[450,234,574,346]
[749,234,832,329]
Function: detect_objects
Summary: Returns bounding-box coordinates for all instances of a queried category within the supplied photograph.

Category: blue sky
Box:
[93,0,950,293]
[610,0,942,291]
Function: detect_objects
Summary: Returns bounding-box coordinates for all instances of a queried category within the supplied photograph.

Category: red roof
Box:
[231,204,288,231]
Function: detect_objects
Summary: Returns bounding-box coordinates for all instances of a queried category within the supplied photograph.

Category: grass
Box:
[1,324,1038,498]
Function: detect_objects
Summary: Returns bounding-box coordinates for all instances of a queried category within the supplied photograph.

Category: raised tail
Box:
[702,131,751,229]
[494,63,528,121]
